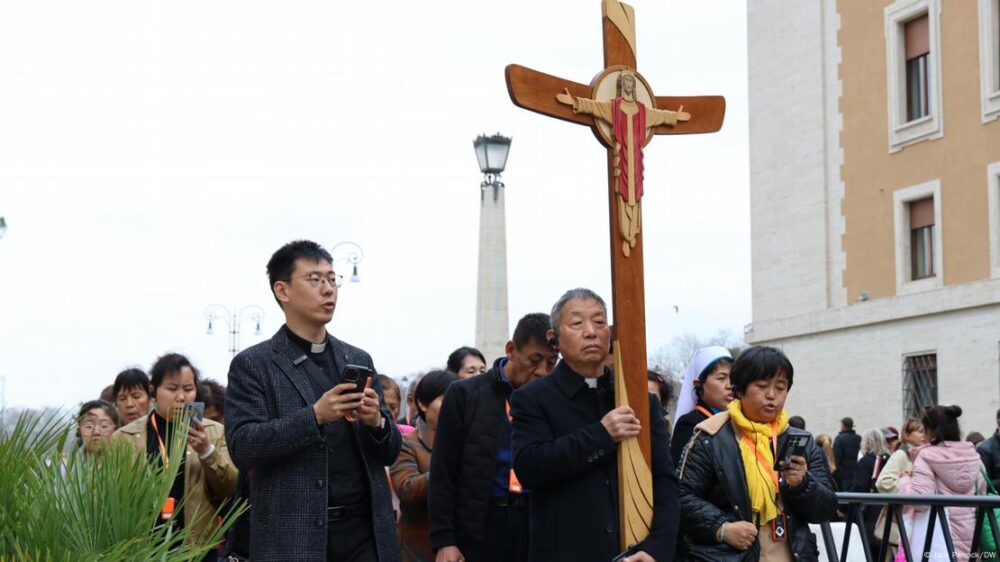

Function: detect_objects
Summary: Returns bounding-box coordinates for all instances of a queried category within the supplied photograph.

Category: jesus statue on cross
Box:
[556,70,691,257]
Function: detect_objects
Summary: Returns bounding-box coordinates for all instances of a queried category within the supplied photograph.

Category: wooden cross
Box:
[505,0,725,546]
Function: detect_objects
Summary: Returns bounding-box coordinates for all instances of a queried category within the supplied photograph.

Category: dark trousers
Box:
[472,503,528,562]
[327,514,378,562]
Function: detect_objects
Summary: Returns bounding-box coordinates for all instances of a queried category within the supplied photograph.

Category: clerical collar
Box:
[283,325,328,355]
[585,378,598,389]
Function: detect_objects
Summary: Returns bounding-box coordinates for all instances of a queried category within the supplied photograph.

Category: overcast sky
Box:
[0,0,750,410]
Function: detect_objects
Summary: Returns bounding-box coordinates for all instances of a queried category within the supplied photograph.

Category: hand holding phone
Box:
[342,365,373,422]
[774,434,809,471]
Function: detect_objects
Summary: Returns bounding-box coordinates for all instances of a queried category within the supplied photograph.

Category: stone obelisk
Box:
[474,178,509,364]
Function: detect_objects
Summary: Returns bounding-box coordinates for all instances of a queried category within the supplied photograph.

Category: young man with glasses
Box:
[225,240,401,562]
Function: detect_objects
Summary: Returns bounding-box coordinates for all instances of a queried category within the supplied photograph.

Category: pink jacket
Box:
[907,441,985,557]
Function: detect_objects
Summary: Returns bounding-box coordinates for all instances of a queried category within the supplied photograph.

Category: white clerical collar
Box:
[310,341,327,354]
[585,377,599,389]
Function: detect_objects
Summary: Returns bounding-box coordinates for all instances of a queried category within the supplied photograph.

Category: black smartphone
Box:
[184,402,205,425]
[342,364,373,394]
[774,434,810,470]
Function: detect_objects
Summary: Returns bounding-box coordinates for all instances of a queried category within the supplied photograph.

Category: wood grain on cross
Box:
[505,0,725,547]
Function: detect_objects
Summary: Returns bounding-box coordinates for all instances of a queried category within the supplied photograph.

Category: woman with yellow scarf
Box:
[677,346,837,561]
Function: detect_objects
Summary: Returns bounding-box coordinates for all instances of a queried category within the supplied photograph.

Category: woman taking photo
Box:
[678,346,837,561]
[671,346,734,465]
[113,353,237,559]
[390,370,457,562]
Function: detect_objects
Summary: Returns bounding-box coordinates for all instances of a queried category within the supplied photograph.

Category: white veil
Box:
[672,346,733,425]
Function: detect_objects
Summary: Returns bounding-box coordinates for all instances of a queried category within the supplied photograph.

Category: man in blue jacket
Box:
[510,288,679,562]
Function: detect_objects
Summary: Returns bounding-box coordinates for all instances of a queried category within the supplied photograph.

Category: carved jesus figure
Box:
[556,71,690,256]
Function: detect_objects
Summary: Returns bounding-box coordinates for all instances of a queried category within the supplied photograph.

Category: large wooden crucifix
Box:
[505,0,725,547]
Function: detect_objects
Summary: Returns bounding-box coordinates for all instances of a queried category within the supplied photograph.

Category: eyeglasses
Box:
[290,273,343,288]
[80,422,115,433]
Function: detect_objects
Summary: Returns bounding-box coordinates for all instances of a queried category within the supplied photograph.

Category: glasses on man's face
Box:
[80,423,115,433]
[291,273,343,288]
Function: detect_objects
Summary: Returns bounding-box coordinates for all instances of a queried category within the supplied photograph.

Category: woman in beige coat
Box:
[873,419,926,555]
[112,354,237,558]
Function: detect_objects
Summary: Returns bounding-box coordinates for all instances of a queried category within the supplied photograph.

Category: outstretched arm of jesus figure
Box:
[555,88,613,123]
[646,104,691,127]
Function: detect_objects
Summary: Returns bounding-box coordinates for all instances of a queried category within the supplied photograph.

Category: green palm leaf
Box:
[0,409,244,562]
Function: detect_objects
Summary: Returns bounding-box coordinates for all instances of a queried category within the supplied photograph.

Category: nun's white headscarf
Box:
[673,346,733,425]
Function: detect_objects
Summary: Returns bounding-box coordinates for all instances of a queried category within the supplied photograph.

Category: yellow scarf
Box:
[727,400,789,525]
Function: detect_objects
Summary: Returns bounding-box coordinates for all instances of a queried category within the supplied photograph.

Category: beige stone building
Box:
[746,0,1000,436]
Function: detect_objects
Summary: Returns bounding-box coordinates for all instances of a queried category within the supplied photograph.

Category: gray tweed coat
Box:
[225,328,402,562]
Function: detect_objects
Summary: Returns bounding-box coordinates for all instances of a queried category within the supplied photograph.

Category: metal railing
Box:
[819,492,1000,562]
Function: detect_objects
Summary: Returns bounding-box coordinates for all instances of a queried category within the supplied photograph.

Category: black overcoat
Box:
[510,360,679,562]
[225,328,402,562]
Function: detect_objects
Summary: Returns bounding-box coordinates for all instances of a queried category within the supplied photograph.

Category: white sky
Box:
[0,0,750,410]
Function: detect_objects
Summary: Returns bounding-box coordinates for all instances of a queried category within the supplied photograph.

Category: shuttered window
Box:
[905,15,930,121]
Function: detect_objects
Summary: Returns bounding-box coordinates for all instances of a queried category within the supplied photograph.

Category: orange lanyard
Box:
[695,405,713,418]
[150,414,171,468]
[150,414,178,521]
[504,400,523,494]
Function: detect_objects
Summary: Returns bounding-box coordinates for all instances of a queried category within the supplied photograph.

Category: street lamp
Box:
[330,241,364,284]
[473,133,512,201]
[204,304,265,356]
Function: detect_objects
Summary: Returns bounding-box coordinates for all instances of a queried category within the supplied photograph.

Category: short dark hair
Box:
[99,385,115,402]
[198,378,226,416]
[112,368,151,398]
[921,405,962,444]
[414,370,458,421]
[446,347,486,373]
[788,415,806,430]
[78,399,120,427]
[729,346,794,397]
[149,353,200,389]
[266,240,334,307]
[512,313,551,349]
[647,370,671,407]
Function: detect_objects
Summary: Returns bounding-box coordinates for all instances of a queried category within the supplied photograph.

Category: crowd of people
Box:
[66,239,1000,562]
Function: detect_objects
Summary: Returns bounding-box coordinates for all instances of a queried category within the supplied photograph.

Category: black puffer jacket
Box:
[677,412,837,562]
[428,359,511,556]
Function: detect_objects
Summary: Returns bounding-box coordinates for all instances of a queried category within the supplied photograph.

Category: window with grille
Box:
[902,353,938,421]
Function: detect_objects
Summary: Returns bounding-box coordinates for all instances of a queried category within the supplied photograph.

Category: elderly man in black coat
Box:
[511,288,679,562]
[226,241,401,562]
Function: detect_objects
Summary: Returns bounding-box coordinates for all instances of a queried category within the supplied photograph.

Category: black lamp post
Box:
[473,133,512,201]
[204,304,265,357]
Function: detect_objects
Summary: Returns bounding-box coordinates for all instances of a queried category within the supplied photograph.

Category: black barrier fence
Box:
[819,493,1000,562]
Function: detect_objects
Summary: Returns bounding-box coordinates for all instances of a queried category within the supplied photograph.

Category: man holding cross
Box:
[510,288,679,562]
[504,0,725,549]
